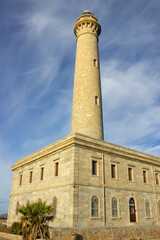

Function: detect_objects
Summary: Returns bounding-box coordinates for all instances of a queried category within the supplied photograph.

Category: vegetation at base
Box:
[10,222,22,235]
[0,222,21,235]
[19,199,54,240]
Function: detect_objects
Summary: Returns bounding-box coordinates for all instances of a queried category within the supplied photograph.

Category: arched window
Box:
[129,198,136,222]
[91,196,98,217]
[52,197,57,217]
[16,201,19,215]
[112,198,118,217]
[145,200,150,217]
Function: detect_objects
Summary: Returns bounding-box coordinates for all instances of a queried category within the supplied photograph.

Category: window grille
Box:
[91,196,98,217]
[112,197,118,217]
[145,200,150,217]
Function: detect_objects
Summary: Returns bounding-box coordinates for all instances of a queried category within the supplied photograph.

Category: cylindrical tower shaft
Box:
[71,10,103,140]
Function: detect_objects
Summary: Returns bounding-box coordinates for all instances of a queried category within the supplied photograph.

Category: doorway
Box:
[129,198,136,222]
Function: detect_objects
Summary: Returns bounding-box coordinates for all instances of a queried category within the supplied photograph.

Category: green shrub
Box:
[10,222,22,235]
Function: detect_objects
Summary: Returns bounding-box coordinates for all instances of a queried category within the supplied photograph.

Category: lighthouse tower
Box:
[71,10,103,140]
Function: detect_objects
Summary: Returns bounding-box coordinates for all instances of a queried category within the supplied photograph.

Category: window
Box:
[95,96,98,105]
[128,168,133,181]
[91,196,98,217]
[93,59,97,67]
[55,162,59,177]
[19,174,22,186]
[158,200,160,217]
[52,197,57,217]
[143,170,147,183]
[16,201,19,215]
[155,173,159,185]
[145,200,150,217]
[29,171,33,183]
[129,198,136,222]
[41,167,44,180]
[111,164,116,179]
[92,160,97,175]
[112,198,118,217]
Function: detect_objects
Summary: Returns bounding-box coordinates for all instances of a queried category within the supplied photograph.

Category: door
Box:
[129,198,136,222]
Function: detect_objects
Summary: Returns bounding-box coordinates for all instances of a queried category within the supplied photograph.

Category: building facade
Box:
[7,10,160,229]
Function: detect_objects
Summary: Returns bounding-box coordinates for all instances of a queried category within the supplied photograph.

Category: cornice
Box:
[11,133,160,171]
[11,134,75,170]
[74,16,101,37]
[73,133,160,166]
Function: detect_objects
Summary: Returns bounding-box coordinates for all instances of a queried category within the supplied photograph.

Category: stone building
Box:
[7,10,160,229]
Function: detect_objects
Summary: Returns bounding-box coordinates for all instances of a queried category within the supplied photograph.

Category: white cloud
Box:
[145,145,160,157]
[101,59,160,153]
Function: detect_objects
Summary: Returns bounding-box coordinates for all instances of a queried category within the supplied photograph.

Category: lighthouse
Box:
[71,10,104,140]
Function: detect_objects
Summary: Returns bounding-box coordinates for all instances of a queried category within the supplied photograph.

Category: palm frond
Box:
[18,199,54,240]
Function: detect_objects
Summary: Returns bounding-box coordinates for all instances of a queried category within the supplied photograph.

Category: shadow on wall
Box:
[72,233,83,240]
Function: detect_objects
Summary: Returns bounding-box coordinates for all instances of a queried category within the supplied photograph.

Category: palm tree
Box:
[18,199,54,240]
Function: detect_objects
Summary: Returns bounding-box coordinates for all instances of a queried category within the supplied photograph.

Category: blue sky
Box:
[0,0,160,214]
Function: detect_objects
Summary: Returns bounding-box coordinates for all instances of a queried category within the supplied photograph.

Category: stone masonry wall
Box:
[1,225,160,240]
[7,144,75,228]
[72,143,160,227]
[50,225,160,240]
